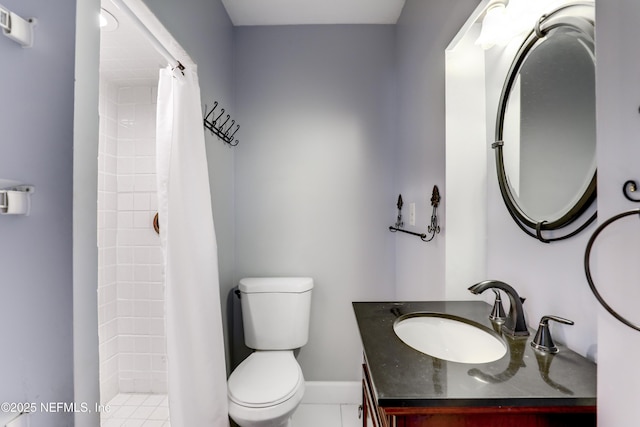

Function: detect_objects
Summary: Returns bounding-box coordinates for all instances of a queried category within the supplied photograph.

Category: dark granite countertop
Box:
[353,301,596,408]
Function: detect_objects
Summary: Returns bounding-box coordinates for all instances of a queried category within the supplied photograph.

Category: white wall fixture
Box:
[0,180,34,215]
[476,0,509,49]
[476,0,557,49]
[0,4,36,48]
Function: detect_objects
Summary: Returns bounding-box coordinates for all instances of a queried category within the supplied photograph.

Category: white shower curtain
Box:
[156,65,230,427]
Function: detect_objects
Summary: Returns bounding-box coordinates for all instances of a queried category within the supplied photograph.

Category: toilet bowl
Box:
[228,351,304,427]
[227,277,313,427]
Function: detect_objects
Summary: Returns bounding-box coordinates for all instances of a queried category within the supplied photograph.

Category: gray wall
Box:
[0,0,75,426]
[395,0,481,299]
[595,1,640,424]
[234,25,397,381]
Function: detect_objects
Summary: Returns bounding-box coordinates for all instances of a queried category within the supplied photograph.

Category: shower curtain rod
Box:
[109,0,185,71]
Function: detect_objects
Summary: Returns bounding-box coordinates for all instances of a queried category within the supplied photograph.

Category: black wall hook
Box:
[623,180,640,202]
[204,101,240,146]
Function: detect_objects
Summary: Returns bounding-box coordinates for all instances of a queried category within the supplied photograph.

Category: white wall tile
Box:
[99,84,165,395]
[117,211,134,230]
[117,301,134,317]
[118,140,135,157]
[135,175,156,192]
[150,337,165,354]
[134,266,150,282]
[118,104,136,124]
[133,211,149,229]
[133,283,150,300]
[135,157,155,174]
[133,193,151,211]
[117,157,135,175]
[133,86,152,104]
[147,284,164,301]
[118,282,134,300]
[119,336,135,353]
[118,87,136,104]
[135,336,151,353]
[136,139,156,157]
[117,265,134,281]
[117,193,134,211]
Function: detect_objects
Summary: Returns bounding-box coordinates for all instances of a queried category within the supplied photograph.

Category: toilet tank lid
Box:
[239,277,313,293]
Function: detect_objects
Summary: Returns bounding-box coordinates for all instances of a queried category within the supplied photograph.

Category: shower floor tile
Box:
[101,394,170,427]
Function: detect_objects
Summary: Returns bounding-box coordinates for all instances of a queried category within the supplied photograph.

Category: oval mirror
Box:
[494,4,596,242]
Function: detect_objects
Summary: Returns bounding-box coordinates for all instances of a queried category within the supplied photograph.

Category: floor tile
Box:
[148,406,169,420]
[103,393,355,427]
[340,404,361,427]
[131,406,155,419]
[142,395,165,406]
[112,406,138,419]
[126,395,150,406]
[292,404,342,427]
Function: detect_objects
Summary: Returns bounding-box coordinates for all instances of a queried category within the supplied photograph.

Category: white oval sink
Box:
[393,312,507,364]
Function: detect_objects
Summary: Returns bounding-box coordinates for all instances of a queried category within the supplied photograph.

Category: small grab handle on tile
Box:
[153,212,159,234]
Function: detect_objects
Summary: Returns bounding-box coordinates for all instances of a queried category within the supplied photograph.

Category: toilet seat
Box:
[228,351,303,408]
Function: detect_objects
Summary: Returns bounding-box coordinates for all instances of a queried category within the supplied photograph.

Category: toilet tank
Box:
[239,277,313,350]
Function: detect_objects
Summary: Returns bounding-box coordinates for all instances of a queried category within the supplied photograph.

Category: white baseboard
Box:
[302,381,361,405]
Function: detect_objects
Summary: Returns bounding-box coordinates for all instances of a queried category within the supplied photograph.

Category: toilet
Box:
[228,277,313,427]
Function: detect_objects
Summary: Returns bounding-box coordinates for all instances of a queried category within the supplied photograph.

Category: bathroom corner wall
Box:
[594,1,640,425]
[395,0,483,300]
[234,25,397,381]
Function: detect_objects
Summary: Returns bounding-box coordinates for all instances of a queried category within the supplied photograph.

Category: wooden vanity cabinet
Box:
[362,363,390,427]
[362,363,595,427]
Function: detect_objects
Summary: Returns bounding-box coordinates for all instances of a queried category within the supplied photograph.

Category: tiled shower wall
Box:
[98,79,166,404]
[98,78,119,403]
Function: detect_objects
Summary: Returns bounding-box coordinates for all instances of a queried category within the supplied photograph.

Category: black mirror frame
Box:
[493,4,597,243]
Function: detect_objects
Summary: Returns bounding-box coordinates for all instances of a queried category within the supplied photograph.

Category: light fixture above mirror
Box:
[476,0,560,50]
[476,0,509,49]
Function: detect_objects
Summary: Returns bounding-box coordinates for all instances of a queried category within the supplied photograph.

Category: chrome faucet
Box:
[468,280,529,337]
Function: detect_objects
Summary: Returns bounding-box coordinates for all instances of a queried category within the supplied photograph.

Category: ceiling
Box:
[100,3,166,86]
[100,0,407,85]
[221,0,407,26]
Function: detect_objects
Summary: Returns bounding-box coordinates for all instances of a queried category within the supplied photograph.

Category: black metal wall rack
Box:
[204,101,240,146]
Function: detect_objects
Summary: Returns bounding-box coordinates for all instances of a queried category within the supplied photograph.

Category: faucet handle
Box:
[531,315,574,354]
[489,289,506,323]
